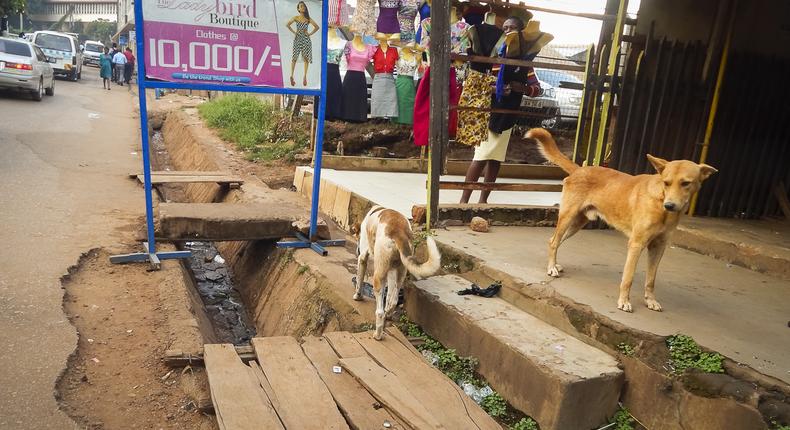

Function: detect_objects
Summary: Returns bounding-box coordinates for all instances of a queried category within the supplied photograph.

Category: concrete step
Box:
[156,203,304,241]
[406,274,624,430]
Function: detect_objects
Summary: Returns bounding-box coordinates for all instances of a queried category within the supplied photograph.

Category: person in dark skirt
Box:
[341,36,375,122]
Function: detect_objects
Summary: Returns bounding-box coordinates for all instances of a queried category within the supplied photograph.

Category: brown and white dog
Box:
[527,128,717,313]
[355,206,441,340]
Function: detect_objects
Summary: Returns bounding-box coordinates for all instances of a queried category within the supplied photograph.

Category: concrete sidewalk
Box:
[300,167,562,216]
[436,226,790,384]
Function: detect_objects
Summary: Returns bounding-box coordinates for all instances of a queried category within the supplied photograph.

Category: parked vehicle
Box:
[534,68,583,123]
[0,36,56,101]
[30,30,82,81]
[82,40,104,67]
[519,80,562,129]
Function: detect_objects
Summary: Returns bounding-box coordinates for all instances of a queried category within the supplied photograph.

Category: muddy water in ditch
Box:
[183,241,256,345]
[150,130,256,344]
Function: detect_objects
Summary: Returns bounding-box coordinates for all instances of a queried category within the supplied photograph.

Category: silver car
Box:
[0,37,56,101]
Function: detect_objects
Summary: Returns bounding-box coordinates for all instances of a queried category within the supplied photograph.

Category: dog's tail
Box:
[395,234,441,280]
[527,128,579,174]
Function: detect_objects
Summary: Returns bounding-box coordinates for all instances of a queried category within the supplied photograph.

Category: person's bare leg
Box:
[290,60,297,86]
[460,160,486,203]
[303,60,309,86]
[479,160,501,203]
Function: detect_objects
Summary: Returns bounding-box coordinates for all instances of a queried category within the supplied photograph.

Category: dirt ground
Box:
[323,120,576,164]
[57,249,216,430]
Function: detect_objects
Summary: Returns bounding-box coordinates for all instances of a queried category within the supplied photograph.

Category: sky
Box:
[344,0,642,45]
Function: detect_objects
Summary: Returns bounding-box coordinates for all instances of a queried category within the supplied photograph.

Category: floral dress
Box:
[398,0,418,42]
[351,0,377,35]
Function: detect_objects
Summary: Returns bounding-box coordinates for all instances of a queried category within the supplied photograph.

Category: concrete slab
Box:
[408,275,623,430]
[296,167,562,217]
[674,217,790,280]
[158,203,301,240]
[435,227,790,384]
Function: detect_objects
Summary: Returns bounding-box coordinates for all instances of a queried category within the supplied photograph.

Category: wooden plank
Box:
[323,331,369,359]
[438,181,563,192]
[248,361,281,411]
[165,345,255,367]
[384,327,423,359]
[353,332,501,430]
[451,53,586,73]
[340,356,445,430]
[301,337,410,430]
[203,344,284,430]
[252,337,349,430]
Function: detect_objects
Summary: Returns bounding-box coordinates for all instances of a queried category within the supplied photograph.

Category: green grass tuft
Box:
[611,407,636,430]
[198,94,309,162]
[510,417,539,430]
[667,334,724,374]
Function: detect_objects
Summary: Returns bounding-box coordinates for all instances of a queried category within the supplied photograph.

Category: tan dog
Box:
[355,206,441,339]
[527,128,717,312]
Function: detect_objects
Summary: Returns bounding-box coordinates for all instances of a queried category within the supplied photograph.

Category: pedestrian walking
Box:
[112,49,128,86]
[123,47,135,85]
[99,47,113,90]
[109,43,119,82]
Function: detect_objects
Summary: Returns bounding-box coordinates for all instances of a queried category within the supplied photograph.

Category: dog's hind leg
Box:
[373,272,387,340]
[547,211,587,277]
[643,236,667,312]
[384,266,406,318]
[353,249,369,301]
[617,239,646,312]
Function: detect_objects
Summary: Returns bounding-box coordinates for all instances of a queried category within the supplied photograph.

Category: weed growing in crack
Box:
[772,421,790,430]
[666,334,724,374]
[397,315,539,428]
[511,417,539,430]
[480,392,507,417]
[610,406,636,430]
[617,342,635,356]
[296,265,310,275]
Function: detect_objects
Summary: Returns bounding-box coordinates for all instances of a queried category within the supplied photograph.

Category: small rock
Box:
[470,217,489,233]
[292,219,331,240]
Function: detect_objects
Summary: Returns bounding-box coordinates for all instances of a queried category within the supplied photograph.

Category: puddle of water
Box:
[183,241,256,345]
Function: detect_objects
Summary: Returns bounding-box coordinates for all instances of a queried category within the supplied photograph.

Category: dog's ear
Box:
[699,163,718,181]
[646,154,668,173]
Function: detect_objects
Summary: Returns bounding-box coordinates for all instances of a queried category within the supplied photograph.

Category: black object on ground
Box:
[457,281,502,298]
[351,276,405,305]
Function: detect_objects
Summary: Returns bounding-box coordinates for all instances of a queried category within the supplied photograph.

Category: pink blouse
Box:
[344,42,376,72]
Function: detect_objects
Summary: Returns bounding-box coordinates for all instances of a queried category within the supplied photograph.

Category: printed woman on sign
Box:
[286,1,319,87]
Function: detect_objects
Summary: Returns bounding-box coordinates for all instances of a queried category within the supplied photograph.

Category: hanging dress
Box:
[342,42,376,122]
[456,23,503,146]
[394,53,418,125]
[314,47,345,121]
[414,1,430,44]
[413,66,460,146]
[327,0,350,27]
[377,0,401,34]
[370,45,399,119]
[397,0,418,43]
[351,0,377,35]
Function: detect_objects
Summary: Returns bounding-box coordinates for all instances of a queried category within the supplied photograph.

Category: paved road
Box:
[0,67,144,428]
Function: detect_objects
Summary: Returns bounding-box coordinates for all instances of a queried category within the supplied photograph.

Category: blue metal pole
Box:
[308,0,329,241]
[133,0,156,254]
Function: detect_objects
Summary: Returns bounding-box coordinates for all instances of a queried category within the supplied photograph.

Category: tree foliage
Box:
[83,19,115,44]
[0,0,26,15]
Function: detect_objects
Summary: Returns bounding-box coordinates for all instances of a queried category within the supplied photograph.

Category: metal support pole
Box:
[593,0,628,166]
[426,0,451,230]
[689,0,737,216]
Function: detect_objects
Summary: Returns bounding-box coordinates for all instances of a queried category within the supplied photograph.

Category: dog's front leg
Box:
[644,237,667,311]
[373,274,387,340]
[618,241,645,312]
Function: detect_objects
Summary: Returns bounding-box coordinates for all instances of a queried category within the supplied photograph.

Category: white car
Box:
[83,41,104,67]
[30,30,83,81]
[0,37,55,101]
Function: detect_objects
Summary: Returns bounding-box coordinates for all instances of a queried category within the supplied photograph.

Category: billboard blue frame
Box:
[110,0,342,269]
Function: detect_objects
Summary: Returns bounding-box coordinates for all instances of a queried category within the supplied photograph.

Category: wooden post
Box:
[426,0,450,230]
